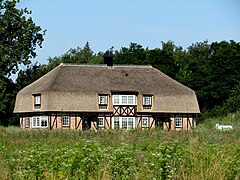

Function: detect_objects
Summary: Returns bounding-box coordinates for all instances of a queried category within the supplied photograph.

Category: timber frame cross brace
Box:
[113,106,136,116]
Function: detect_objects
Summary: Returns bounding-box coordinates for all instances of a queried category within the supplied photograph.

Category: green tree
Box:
[48,42,103,66]
[0,0,45,125]
[114,43,146,65]
[208,40,240,106]
[147,41,181,79]
[0,0,45,76]
[177,41,212,110]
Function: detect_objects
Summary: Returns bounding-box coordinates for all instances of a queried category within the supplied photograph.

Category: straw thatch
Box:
[14,63,200,113]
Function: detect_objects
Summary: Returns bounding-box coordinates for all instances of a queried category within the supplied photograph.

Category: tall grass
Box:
[0,112,239,179]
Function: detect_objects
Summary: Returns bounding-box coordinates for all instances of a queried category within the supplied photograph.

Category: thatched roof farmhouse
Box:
[14,52,200,130]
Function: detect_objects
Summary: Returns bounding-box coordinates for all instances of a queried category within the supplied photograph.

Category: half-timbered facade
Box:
[14,52,200,131]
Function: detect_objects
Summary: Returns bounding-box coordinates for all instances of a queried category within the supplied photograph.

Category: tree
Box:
[114,43,146,65]
[208,40,240,106]
[0,0,45,125]
[0,0,45,77]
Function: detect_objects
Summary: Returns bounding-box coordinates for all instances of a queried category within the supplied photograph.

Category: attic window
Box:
[99,95,108,109]
[33,94,41,110]
[143,95,152,109]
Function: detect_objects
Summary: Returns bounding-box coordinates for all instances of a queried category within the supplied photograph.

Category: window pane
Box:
[99,96,107,105]
[62,116,70,126]
[98,117,104,127]
[37,117,40,126]
[33,117,36,127]
[175,116,182,127]
[143,96,151,105]
[114,117,119,129]
[41,116,48,127]
[113,95,119,105]
[25,117,30,128]
[142,117,148,127]
[122,96,127,104]
[128,96,134,104]
[128,118,134,129]
[34,96,41,105]
[122,117,127,129]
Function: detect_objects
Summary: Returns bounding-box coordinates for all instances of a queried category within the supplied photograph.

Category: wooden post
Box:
[137,116,142,128]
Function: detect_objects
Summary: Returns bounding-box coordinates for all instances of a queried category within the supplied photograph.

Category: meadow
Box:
[0,113,239,179]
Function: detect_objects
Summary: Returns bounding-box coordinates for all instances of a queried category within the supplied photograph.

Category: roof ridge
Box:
[60,63,107,67]
[113,64,152,68]
[60,63,152,68]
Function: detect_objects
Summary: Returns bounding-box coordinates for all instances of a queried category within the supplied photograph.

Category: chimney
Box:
[104,50,113,66]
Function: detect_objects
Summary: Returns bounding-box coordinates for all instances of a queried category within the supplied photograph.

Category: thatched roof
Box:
[14,63,200,113]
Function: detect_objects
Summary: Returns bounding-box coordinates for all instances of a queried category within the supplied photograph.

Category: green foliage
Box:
[224,84,240,113]
[0,0,45,126]
[0,76,16,126]
[0,113,239,179]
[0,0,45,77]
[48,42,103,67]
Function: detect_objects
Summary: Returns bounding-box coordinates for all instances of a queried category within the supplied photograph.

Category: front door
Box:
[156,116,171,130]
[156,117,163,129]
[83,116,91,130]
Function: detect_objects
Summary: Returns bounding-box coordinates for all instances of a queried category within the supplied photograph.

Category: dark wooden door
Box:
[83,116,91,130]
[156,117,164,129]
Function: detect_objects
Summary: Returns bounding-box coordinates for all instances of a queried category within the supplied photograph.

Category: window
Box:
[25,117,30,128]
[113,95,119,104]
[32,116,48,128]
[113,117,120,129]
[112,117,135,129]
[112,95,136,105]
[175,116,183,128]
[122,96,128,104]
[62,116,70,127]
[33,94,41,109]
[128,117,134,129]
[99,95,108,109]
[122,117,128,129]
[143,96,152,109]
[142,117,148,128]
[98,117,104,127]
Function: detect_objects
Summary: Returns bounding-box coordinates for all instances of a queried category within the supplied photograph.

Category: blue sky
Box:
[18,0,240,65]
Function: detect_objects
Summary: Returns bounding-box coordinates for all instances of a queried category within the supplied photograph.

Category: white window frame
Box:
[32,116,48,128]
[141,117,148,128]
[143,96,151,105]
[112,95,136,105]
[99,95,107,105]
[33,94,41,109]
[98,95,108,109]
[175,116,183,128]
[25,117,30,128]
[112,117,135,129]
[62,116,70,127]
[98,117,104,127]
[143,95,152,109]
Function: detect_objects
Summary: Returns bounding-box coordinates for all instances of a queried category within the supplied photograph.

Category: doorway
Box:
[156,116,171,130]
[82,116,91,130]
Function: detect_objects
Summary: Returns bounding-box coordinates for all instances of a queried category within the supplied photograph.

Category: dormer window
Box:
[99,95,108,109]
[112,95,136,105]
[33,94,41,109]
[143,95,152,109]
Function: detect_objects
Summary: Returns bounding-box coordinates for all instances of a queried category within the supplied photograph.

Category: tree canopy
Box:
[0,0,45,125]
[0,0,45,77]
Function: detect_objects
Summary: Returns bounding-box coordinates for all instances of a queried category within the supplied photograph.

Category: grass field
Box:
[0,112,240,179]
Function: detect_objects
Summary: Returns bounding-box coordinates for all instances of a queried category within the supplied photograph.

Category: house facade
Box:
[14,52,200,131]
